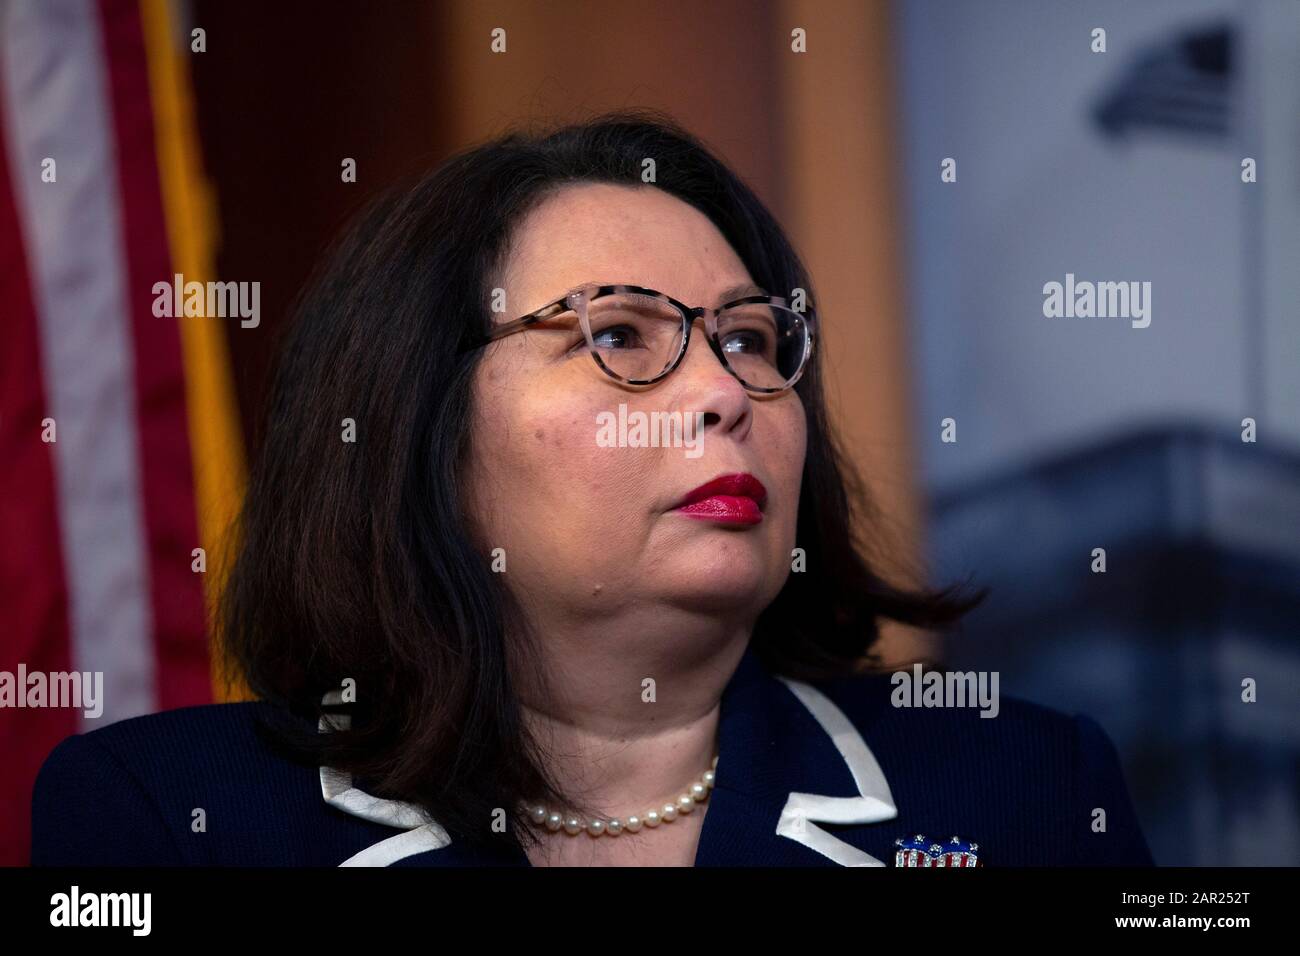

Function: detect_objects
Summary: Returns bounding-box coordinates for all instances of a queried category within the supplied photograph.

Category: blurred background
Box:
[1,0,1296,865]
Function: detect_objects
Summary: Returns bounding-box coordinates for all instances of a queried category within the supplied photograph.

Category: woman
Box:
[31,112,1153,867]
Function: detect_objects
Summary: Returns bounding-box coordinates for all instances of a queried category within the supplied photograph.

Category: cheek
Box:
[767,398,807,489]
[472,375,650,554]
[767,399,807,542]
[534,414,644,510]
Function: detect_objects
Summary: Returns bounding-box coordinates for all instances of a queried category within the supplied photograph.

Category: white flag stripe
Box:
[0,0,156,723]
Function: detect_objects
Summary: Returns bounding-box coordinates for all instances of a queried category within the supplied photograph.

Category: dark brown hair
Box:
[218,109,983,853]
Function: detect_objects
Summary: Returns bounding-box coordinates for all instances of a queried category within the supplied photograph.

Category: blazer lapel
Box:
[693,646,899,866]
[770,676,898,865]
[316,707,457,866]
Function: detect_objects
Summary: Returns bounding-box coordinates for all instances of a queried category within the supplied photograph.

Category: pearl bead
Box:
[523,753,716,838]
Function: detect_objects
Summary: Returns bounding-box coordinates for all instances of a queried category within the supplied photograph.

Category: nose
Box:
[668,316,752,441]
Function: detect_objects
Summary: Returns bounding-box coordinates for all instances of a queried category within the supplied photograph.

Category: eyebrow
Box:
[558,281,771,305]
[716,281,770,303]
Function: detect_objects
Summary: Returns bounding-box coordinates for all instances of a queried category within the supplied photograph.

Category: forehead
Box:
[500,182,758,314]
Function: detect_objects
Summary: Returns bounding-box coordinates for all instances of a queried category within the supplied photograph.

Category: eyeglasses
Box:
[462,282,816,394]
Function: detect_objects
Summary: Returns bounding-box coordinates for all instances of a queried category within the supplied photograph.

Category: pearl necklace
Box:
[522,755,718,837]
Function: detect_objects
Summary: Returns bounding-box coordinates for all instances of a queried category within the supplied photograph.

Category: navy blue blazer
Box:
[31,645,1155,866]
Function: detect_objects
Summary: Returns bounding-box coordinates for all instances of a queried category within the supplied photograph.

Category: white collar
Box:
[773,675,898,866]
[317,702,451,866]
[318,673,898,867]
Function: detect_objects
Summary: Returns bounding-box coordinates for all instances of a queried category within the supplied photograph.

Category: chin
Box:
[661,551,782,611]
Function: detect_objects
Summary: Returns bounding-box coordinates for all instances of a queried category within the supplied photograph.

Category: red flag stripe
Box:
[0,88,78,867]
[96,0,209,711]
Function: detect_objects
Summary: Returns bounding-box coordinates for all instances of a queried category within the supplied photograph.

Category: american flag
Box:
[0,0,246,864]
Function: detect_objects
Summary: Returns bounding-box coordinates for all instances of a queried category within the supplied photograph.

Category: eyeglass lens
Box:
[584,292,808,389]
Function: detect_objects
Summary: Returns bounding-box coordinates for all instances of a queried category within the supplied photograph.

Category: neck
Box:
[512,611,752,818]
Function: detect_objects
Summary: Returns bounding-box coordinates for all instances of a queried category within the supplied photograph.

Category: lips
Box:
[672,473,767,525]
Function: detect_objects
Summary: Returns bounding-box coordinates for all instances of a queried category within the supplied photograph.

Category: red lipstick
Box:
[672,473,767,525]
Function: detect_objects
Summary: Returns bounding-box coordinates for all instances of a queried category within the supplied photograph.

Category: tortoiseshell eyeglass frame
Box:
[459,282,816,395]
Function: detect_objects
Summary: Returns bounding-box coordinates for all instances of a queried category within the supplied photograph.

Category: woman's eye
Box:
[721,329,768,354]
[591,325,642,350]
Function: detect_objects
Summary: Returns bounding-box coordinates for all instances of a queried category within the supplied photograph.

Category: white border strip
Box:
[0,0,155,724]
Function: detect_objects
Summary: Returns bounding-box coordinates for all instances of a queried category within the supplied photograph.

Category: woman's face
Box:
[463,183,806,647]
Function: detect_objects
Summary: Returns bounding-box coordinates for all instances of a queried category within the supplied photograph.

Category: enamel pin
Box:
[893,834,982,867]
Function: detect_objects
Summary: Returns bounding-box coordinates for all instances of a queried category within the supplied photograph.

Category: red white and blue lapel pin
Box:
[893,834,983,867]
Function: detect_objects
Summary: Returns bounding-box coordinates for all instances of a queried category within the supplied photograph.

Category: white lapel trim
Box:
[315,676,897,867]
[338,824,451,867]
[318,707,451,866]
[773,677,898,867]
